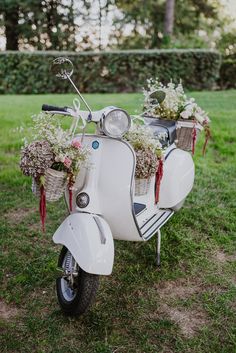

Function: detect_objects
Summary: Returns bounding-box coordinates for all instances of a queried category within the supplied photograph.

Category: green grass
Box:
[0,91,236,353]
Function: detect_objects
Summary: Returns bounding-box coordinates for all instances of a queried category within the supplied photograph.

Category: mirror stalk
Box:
[66,74,92,114]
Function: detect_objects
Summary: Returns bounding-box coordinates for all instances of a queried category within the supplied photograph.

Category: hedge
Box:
[220,54,236,89]
[0,49,221,94]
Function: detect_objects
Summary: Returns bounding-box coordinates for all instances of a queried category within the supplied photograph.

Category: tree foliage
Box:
[113,0,225,49]
[0,0,77,50]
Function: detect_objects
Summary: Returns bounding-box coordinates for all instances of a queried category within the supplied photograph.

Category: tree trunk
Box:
[4,5,19,50]
[164,0,175,36]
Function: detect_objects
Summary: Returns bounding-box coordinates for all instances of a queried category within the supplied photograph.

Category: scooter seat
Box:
[144,116,177,146]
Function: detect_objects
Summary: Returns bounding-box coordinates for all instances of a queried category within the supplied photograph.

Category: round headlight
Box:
[102,108,131,138]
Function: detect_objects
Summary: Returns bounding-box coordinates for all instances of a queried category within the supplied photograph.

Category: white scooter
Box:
[43,58,194,316]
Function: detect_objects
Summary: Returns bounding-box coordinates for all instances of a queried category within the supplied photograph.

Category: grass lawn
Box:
[0,91,236,353]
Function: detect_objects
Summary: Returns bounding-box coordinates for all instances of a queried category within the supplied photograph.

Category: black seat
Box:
[144,116,177,146]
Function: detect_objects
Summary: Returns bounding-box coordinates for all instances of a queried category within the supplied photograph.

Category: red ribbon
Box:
[69,186,73,212]
[155,159,163,204]
[39,184,46,232]
[67,173,74,212]
[202,126,211,156]
[192,124,197,155]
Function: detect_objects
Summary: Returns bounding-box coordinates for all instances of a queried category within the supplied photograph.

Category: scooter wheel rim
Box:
[60,250,78,302]
[60,278,77,302]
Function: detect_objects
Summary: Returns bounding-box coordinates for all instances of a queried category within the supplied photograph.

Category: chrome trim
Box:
[165,147,177,160]
[100,108,131,139]
[143,211,174,241]
[142,212,167,235]
[93,216,106,244]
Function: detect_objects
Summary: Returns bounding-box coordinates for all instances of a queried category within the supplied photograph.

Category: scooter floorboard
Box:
[139,209,174,240]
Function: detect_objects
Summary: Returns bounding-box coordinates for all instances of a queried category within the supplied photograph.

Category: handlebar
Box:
[42,104,69,113]
[41,103,102,123]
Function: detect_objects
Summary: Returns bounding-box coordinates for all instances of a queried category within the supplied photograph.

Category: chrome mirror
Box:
[51,57,92,113]
[51,57,74,79]
[149,90,166,104]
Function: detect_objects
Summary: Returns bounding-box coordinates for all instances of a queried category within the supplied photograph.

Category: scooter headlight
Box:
[101,108,131,138]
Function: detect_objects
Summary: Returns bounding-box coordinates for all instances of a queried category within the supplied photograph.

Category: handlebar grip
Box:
[42,104,68,113]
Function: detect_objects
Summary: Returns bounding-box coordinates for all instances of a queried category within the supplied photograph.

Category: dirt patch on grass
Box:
[5,207,36,225]
[146,278,211,337]
[155,278,202,300]
[214,250,236,263]
[160,304,208,337]
[0,299,19,321]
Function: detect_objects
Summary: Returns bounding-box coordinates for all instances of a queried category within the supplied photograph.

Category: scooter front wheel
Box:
[56,246,99,316]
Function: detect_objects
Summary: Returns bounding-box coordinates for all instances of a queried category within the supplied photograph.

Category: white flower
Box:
[143,78,210,127]
[195,112,205,125]
[55,153,65,163]
[180,110,191,119]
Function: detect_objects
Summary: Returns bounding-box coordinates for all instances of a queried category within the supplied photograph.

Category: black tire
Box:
[56,246,99,316]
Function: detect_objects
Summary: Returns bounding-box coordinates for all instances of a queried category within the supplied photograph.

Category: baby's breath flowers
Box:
[20,140,54,178]
[20,111,90,230]
[31,112,89,175]
[143,78,210,126]
[124,124,163,179]
[135,149,158,179]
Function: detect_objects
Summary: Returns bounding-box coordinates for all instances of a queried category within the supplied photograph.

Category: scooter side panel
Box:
[96,137,143,241]
[53,213,114,275]
[71,135,142,241]
[159,149,194,208]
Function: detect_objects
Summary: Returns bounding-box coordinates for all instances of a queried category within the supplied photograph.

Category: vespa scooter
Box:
[42,58,194,316]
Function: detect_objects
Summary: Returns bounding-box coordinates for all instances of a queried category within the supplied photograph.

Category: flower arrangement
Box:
[143,78,210,124]
[31,112,88,174]
[124,124,163,201]
[20,112,89,230]
[125,124,162,178]
[143,78,211,154]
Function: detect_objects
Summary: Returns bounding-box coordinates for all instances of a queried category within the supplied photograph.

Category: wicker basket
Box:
[135,178,151,196]
[32,168,67,202]
[176,120,203,151]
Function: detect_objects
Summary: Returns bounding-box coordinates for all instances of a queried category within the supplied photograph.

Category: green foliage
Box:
[216,31,236,56]
[0,0,76,50]
[220,54,236,89]
[114,0,223,49]
[0,49,221,94]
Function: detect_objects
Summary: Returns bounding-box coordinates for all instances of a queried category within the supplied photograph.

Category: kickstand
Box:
[156,229,161,267]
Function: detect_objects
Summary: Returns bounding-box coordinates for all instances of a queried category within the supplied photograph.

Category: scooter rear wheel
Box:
[56,246,99,316]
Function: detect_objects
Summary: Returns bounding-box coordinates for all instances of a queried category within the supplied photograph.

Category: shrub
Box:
[220,54,236,89]
[0,49,221,94]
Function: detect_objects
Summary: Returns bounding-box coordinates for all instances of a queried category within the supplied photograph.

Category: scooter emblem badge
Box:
[92,140,99,150]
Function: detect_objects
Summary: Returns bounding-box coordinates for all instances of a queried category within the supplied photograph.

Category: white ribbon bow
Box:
[69,98,87,138]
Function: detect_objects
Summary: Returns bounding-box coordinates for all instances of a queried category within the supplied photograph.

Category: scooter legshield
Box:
[53,213,114,275]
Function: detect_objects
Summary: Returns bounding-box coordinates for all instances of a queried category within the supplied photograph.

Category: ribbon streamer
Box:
[67,173,74,212]
[155,159,163,204]
[202,126,211,156]
[39,184,46,232]
[192,124,197,155]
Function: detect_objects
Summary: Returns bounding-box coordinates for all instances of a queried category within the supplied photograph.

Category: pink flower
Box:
[63,157,72,169]
[72,139,81,149]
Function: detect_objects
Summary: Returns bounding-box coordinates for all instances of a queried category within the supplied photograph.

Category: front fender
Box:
[53,213,114,275]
